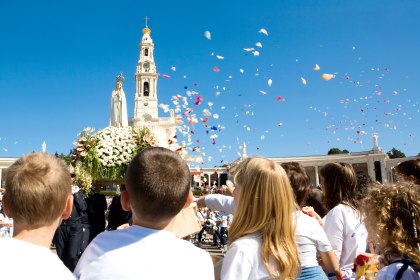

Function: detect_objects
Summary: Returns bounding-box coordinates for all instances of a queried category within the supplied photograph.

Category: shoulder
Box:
[230,233,262,253]
[324,204,356,221]
[296,211,324,231]
[377,262,420,280]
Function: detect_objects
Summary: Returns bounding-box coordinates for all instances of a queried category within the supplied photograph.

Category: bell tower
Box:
[133,17,159,126]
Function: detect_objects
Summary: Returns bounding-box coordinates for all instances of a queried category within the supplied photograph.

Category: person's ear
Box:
[2,199,12,218]
[182,191,194,209]
[121,191,131,211]
[62,194,73,219]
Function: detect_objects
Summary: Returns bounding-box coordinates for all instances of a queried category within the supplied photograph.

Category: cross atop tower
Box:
[144,16,150,27]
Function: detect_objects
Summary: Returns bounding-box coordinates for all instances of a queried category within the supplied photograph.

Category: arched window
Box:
[145,48,148,56]
[143,82,149,96]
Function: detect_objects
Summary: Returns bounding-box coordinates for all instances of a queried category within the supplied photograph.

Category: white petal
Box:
[259,28,268,36]
[204,31,211,40]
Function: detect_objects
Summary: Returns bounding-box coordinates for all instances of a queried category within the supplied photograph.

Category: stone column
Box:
[0,168,2,187]
[314,166,320,187]
[367,158,376,182]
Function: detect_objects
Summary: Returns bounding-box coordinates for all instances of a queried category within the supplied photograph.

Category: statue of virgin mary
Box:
[110,74,128,127]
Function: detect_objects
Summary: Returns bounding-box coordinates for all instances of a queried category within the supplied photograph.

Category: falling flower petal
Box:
[252,51,260,56]
[171,66,176,71]
[243,48,255,52]
[268,79,273,87]
[259,90,267,95]
[213,66,220,72]
[239,68,244,73]
[301,77,307,85]
[213,114,219,119]
[276,96,283,101]
[162,74,171,78]
[194,96,203,105]
[322,73,335,81]
[204,31,211,40]
[256,42,262,48]
[313,64,320,71]
[216,55,224,60]
[259,28,268,36]
[202,109,211,116]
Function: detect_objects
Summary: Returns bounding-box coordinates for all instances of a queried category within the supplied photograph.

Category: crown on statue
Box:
[116,74,125,83]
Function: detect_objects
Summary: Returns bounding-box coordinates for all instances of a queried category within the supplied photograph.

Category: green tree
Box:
[328,148,349,155]
[387,147,406,159]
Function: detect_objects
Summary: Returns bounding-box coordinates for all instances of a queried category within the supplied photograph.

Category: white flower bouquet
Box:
[71,126,157,185]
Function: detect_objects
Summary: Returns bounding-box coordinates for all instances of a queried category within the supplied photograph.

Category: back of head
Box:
[230,157,299,279]
[281,161,311,207]
[125,147,191,223]
[320,162,358,211]
[394,158,420,184]
[362,183,419,265]
[355,173,375,201]
[4,153,71,229]
[306,187,328,218]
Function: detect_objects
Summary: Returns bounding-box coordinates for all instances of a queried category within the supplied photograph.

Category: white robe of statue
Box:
[110,80,128,127]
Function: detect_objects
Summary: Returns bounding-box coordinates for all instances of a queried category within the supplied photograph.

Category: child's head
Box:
[394,158,420,184]
[362,183,419,265]
[3,153,72,229]
[230,157,299,279]
[306,187,328,217]
[320,162,358,211]
[281,161,311,207]
[125,147,191,223]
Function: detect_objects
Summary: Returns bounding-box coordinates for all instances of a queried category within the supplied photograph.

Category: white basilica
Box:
[109,20,177,149]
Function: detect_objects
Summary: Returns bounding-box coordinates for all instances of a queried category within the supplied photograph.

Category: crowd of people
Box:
[0,148,418,280]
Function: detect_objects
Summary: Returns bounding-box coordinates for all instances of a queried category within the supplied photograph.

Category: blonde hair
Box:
[229,157,300,279]
[4,153,71,229]
[362,183,419,265]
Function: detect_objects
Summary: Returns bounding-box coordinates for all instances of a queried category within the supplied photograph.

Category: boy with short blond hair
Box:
[0,152,75,279]
[74,147,214,280]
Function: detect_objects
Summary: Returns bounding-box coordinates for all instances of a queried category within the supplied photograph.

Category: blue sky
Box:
[0,0,419,166]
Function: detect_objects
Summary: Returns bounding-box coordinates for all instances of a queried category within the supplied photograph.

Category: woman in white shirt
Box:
[221,157,300,280]
[320,162,368,278]
[282,162,341,280]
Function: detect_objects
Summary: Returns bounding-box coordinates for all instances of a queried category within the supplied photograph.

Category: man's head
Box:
[3,153,72,229]
[125,147,191,223]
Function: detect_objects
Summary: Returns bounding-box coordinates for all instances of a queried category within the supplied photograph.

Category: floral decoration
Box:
[71,126,157,189]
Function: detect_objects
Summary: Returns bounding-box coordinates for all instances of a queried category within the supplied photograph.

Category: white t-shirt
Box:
[295,211,332,268]
[205,194,235,214]
[376,261,419,280]
[323,204,368,273]
[0,238,75,280]
[74,225,214,280]
[221,233,275,280]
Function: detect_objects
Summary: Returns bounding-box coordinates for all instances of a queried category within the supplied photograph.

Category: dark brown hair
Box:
[320,162,358,211]
[125,147,191,222]
[281,162,311,207]
[306,188,328,217]
[394,158,420,182]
